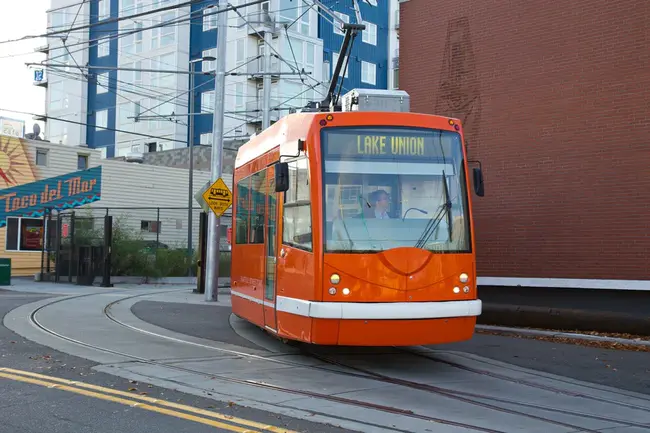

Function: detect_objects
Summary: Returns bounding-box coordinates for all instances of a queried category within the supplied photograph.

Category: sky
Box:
[0,0,49,136]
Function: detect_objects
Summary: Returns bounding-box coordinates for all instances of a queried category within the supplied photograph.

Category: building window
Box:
[200,133,212,145]
[132,61,142,84]
[203,8,217,31]
[160,12,176,46]
[99,0,110,20]
[97,38,110,57]
[96,72,109,94]
[283,157,312,251]
[201,91,215,112]
[77,154,89,170]
[202,48,216,71]
[235,82,244,108]
[118,102,131,125]
[333,12,349,36]
[35,149,48,166]
[362,21,377,45]
[140,220,160,233]
[121,0,135,14]
[234,0,245,26]
[100,147,108,159]
[135,22,143,50]
[361,61,376,85]
[332,52,348,78]
[95,110,108,129]
[236,39,245,64]
[151,26,159,49]
[5,218,48,252]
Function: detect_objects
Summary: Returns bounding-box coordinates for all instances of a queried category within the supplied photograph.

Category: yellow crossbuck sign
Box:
[202,177,232,217]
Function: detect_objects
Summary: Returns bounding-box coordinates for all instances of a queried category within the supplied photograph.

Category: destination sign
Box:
[323,128,460,160]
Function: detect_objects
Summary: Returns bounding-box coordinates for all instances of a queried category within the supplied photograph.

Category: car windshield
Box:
[321,126,471,253]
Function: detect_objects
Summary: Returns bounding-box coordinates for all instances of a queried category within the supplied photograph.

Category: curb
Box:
[479,303,650,336]
[476,324,650,347]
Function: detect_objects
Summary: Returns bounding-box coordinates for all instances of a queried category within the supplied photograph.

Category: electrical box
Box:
[341,88,410,113]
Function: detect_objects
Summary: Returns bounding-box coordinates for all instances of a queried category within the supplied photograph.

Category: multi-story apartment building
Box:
[38,0,399,157]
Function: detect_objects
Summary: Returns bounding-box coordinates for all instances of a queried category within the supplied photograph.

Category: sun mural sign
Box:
[0,137,102,228]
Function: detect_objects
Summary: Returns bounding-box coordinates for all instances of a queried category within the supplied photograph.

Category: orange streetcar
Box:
[230,89,485,346]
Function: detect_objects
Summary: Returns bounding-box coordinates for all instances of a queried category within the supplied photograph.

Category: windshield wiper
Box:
[414,171,452,249]
[442,170,452,242]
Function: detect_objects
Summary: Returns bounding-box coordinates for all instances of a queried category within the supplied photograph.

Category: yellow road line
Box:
[0,368,299,433]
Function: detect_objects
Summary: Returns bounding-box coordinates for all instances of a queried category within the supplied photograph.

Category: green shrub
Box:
[54,212,235,279]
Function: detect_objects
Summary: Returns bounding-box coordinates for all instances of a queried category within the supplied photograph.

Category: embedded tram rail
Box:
[20,290,650,433]
[26,291,506,433]
[298,347,650,432]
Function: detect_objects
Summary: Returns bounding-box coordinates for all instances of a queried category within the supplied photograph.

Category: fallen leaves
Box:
[477,329,650,352]
[521,327,650,341]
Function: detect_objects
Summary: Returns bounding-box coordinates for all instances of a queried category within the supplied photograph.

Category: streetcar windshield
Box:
[321,126,471,253]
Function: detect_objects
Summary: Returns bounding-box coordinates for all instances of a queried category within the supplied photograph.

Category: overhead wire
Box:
[0,0,204,45]
[25,0,366,147]
[57,1,191,131]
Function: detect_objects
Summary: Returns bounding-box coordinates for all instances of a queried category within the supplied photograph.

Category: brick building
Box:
[399,0,649,290]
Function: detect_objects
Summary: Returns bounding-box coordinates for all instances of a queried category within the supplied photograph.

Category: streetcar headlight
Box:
[459,273,469,283]
[328,287,337,295]
[342,288,350,296]
[330,274,340,284]
[453,287,460,294]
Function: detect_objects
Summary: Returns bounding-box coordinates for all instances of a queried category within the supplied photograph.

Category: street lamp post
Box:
[188,56,216,277]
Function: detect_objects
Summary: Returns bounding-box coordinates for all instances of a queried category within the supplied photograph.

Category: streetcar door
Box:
[263,166,278,330]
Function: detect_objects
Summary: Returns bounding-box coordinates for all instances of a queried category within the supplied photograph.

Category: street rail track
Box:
[24,290,650,433]
[27,291,505,433]
[108,291,650,431]
[397,346,650,411]
[300,349,650,432]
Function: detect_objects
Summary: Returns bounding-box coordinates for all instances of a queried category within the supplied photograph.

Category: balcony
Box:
[246,98,280,123]
[246,55,280,81]
[34,44,49,54]
[245,11,277,37]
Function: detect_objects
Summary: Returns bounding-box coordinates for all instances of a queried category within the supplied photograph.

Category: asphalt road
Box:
[132,299,650,396]
[0,291,356,433]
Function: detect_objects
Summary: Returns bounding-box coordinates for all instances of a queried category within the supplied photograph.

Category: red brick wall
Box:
[400,0,650,280]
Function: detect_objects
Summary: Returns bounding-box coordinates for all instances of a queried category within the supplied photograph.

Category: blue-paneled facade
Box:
[81,0,388,154]
[188,0,218,148]
[86,0,119,157]
[319,0,389,93]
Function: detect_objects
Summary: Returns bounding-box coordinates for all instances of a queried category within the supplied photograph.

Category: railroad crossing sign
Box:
[202,177,232,217]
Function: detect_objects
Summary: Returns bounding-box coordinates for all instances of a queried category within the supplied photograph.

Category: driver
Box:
[367,189,391,219]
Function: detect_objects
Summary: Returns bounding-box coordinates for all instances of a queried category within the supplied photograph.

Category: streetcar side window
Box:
[282,157,312,252]
[249,170,266,244]
[235,176,251,244]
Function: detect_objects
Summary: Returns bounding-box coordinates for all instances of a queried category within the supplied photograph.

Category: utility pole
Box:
[262,30,272,128]
[204,2,228,302]
[187,56,215,277]
[187,59,197,276]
